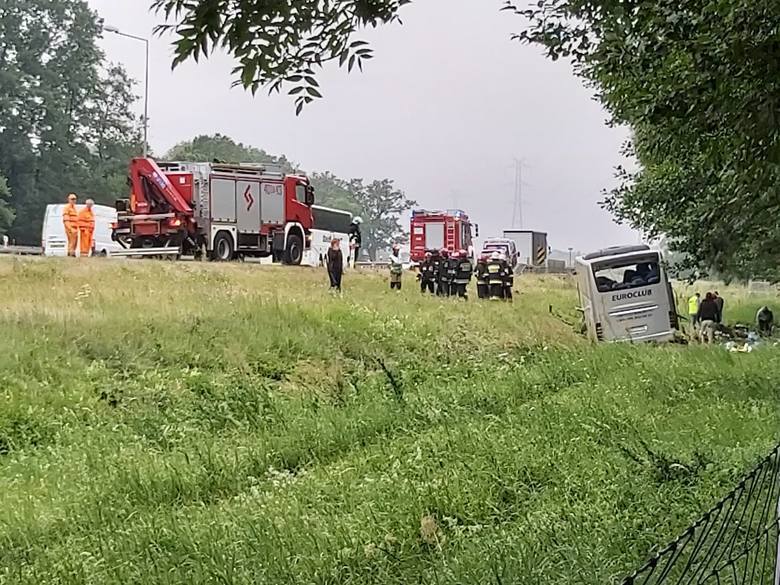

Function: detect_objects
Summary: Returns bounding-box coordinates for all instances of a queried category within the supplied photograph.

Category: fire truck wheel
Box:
[211,232,234,262]
[284,234,303,265]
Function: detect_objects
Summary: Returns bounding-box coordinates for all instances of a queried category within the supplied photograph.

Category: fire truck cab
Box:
[113,158,314,263]
[410,209,477,263]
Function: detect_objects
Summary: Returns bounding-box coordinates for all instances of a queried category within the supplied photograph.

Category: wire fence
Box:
[621,443,780,585]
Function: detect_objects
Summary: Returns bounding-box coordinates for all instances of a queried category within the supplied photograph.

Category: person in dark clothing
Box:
[348,216,363,268]
[713,291,724,323]
[500,253,514,302]
[475,254,488,300]
[757,306,774,335]
[697,292,720,343]
[325,239,344,292]
[429,249,442,295]
[452,250,473,299]
[418,251,435,294]
[445,252,459,297]
[437,249,451,296]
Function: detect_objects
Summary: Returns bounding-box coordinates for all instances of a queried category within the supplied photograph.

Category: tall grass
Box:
[0,257,778,584]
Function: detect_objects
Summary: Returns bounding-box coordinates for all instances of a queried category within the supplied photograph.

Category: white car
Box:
[41,203,123,257]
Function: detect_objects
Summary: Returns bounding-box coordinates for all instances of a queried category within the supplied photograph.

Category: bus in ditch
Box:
[575,244,679,343]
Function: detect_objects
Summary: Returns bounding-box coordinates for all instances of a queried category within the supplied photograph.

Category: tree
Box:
[165,134,294,171]
[0,0,141,243]
[0,174,14,236]
[152,0,410,113]
[347,178,416,260]
[505,0,780,280]
[152,0,780,280]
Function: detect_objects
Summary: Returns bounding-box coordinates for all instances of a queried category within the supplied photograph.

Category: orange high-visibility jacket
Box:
[63,203,79,231]
[78,207,95,231]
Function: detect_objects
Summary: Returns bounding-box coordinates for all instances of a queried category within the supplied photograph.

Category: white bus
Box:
[41,203,122,257]
[575,244,679,343]
[303,205,352,269]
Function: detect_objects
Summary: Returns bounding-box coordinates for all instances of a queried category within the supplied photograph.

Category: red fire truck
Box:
[409,209,478,263]
[112,157,315,263]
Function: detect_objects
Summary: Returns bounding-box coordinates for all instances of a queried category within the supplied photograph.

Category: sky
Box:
[87,0,639,252]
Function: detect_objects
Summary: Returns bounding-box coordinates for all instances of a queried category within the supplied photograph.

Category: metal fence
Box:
[621,443,780,585]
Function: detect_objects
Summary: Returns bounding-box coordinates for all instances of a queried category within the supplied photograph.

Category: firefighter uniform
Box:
[419,252,435,294]
[486,254,505,300]
[501,257,514,302]
[437,250,451,296]
[445,254,459,297]
[475,256,488,299]
[62,194,79,257]
[389,246,403,290]
[452,252,473,299]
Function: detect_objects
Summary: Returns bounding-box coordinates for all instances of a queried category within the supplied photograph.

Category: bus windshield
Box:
[592,255,661,293]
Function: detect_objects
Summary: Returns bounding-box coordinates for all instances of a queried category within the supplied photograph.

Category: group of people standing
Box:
[687,291,725,343]
[417,250,514,301]
[63,193,95,257]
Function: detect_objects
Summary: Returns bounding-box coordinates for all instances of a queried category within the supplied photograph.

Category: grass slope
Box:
[0,258,778,584]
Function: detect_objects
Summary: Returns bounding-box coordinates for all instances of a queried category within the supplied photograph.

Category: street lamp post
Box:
[104,25,149,157]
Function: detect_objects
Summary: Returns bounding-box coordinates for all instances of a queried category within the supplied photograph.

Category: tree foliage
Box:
[151,0,410,113]
[505,0,780,280]
[0,0,141,243]
[165,134,294,171]
[0,174,14,236]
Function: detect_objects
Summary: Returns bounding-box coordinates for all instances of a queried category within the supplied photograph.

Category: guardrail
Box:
[0,245,43,256]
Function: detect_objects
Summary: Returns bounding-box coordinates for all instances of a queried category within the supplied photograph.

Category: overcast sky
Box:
[87,0,639,252]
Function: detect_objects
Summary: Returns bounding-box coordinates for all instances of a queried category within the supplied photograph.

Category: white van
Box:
[41,203,122,257]
[303,205,352,269]
[575,244,679,343]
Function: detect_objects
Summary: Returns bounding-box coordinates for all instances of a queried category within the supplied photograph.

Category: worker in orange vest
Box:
[63,193,79,257]
[77,198,95,257]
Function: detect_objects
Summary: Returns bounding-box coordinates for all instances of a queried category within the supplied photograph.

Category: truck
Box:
[410,209,477,263]
[502,229,548,269]
[575,244,678,343]
[112,157,315,262]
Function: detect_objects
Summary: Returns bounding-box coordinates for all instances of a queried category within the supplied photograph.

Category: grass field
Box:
[0,257,778,584]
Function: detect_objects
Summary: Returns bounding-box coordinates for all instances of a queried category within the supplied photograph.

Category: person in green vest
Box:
[389,244,404,291]
[688,292,701,330]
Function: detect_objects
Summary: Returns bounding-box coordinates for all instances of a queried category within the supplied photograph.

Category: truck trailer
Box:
[410,209,477,263]
[502,229,548,269]
[113,157,315,263]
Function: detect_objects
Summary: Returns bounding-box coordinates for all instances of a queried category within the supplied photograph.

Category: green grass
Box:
[0,257,778,584]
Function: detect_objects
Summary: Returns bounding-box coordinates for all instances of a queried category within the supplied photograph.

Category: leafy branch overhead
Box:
[151,0,411,114]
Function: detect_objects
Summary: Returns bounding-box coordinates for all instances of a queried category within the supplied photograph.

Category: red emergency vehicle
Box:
[409,209,477,263]
[113,157,314,263]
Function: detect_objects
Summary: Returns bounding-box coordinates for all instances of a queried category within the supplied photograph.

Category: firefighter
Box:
[445,250,459,297]
[430,249,442,295]
[348,216,363,268]
[500,252,514,302]
[63,193,79,257]
[418,250,435,294]
[437,249,450,296]
[486,251,505,300]
[389,244,403,290]
[475,254,488,300]
[452,249,473,299]
[77,198,95,257]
